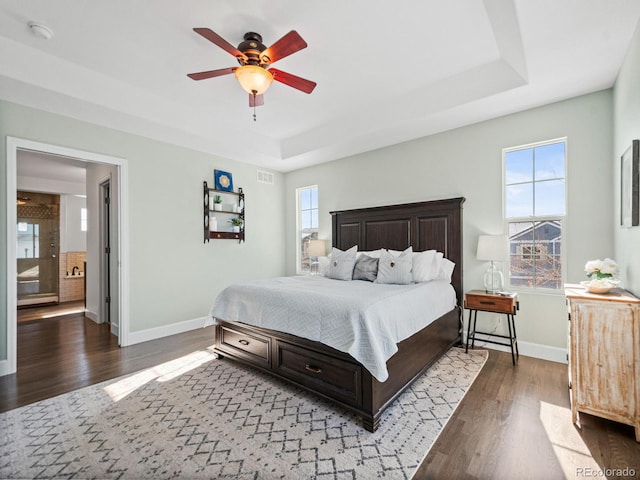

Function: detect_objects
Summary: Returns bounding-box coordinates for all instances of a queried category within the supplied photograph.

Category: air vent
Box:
[257,169,274,185]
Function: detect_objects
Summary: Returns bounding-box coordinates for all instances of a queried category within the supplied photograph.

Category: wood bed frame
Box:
[214,197,465,431]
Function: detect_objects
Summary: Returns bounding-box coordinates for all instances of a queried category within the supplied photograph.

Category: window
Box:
[17,222,39,258]
[504,139,566,290]
[81,208,88,232]
[296,185,318,274]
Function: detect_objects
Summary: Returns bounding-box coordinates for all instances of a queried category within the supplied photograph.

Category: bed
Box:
[210,197,465,432]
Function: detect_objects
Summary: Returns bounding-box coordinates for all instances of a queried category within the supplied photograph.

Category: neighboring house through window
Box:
[504,139,566,290]
[296,185,318,274]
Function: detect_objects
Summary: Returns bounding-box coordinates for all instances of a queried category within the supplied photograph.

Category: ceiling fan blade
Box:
[269,68,316,94]
[187,67,237,80]
[193,28,246,61]
[249,93,264,107]
[261,31,307,64]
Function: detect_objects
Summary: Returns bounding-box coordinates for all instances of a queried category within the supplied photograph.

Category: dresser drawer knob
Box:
[305,364,322,374]
[238,339,250,346]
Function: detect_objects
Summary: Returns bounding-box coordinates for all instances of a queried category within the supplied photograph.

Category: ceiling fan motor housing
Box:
[237,32,268,66]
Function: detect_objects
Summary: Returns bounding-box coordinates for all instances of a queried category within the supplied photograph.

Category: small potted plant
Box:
[213,195,222,211]
[229,217,243,232]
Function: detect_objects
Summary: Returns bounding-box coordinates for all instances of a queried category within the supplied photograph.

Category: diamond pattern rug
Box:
[0,346,487,479]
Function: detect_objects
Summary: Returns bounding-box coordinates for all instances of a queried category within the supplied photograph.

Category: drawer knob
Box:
[305,364,322,374]
[238,339,250,346]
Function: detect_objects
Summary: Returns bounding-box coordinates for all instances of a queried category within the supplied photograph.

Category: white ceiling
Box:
[17,150,86,184]
[1,1,639,173]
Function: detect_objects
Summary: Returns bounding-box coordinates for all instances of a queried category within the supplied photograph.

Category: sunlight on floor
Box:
[104,346,217,402]
[539,401,600,478]
[41,306,85,318]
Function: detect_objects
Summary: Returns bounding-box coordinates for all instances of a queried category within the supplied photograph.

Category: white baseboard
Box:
[463,332,567,364]
[126,316,212,346]
[85,310,99,323]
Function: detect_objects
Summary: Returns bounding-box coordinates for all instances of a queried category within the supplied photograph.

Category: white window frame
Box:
[81,207,88,232]
[295,185,319,275]
[503,137,568,293]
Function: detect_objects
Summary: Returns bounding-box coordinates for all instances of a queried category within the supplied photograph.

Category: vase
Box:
[581,278,620,294]
[214,204,222,211]
[483,261,504,293]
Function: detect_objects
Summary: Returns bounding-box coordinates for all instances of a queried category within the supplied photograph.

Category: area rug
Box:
[0,346,487,479]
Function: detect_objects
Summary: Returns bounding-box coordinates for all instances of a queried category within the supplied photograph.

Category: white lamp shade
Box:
[307,239,326,257]
[476,235,508,261]
[234,65,274,95]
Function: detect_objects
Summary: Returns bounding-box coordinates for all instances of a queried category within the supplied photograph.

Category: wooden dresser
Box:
[565,284,640,441]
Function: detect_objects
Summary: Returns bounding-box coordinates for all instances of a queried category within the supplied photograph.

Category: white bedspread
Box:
[208,276,457,382]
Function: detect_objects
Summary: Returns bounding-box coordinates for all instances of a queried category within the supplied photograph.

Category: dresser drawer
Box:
[217,324,271,368]
[275,340,363,408]
[465,292,516,314]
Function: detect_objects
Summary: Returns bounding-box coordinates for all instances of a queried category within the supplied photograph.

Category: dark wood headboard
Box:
[330,197,465,305]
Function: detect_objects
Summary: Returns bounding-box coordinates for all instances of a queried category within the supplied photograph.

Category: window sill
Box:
[506,286,564,297]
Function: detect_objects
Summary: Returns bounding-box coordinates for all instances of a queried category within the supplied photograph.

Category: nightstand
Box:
[464,290,519,364]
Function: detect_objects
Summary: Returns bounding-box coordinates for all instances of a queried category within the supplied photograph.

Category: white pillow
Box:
[433,251,444,276]
[388,246,413,257]
[376,248,413,285]
[436,258,455,282]
[412,250,439,282]
[317,256,330,276]
[326,245,357,281]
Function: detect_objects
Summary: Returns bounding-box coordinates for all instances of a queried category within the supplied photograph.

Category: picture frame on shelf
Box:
[621,139,639,227]
[214,169,234,192]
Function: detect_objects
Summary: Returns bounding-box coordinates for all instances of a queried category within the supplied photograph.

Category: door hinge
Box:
[106,297,111,304]
[105,247,111,254]
[104,196,111,205]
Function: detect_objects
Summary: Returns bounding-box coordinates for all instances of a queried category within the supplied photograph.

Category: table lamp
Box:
[476,234,508,293]
[307,239,326,275]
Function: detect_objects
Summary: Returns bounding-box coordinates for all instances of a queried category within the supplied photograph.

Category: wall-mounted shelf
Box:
[203,181,245,243]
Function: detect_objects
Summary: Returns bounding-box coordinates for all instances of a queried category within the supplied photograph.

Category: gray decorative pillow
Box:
[376,249,413,285]
[326,245,357,281]
[353,254,379,282]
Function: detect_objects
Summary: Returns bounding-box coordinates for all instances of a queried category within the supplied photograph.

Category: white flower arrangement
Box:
[583,258,620,291]
[584,258,619,279]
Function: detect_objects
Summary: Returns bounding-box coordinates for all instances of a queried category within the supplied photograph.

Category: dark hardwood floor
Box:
[416,350,640,479]
[1,311,638,478]
[0,311,216,413]
[17,300,85,323]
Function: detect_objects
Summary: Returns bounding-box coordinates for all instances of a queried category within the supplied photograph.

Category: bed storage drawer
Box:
[217,324,271,368]
[274,340,363,408]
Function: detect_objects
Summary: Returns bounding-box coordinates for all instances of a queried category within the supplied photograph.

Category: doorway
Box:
[4,137,130,377]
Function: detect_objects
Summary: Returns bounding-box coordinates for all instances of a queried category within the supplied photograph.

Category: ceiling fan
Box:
[187,28,316,116]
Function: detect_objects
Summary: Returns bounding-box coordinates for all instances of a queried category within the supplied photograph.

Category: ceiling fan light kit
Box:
[234,65,273,95]
[187,28,316,120]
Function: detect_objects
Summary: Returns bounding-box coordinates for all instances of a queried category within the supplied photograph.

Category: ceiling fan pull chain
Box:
[252,91,257,121]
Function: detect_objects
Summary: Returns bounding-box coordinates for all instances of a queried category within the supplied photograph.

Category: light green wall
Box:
[0,85,622,359]
[613,22,640,296]
[1,100,286,360]
[284,90,614,350]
